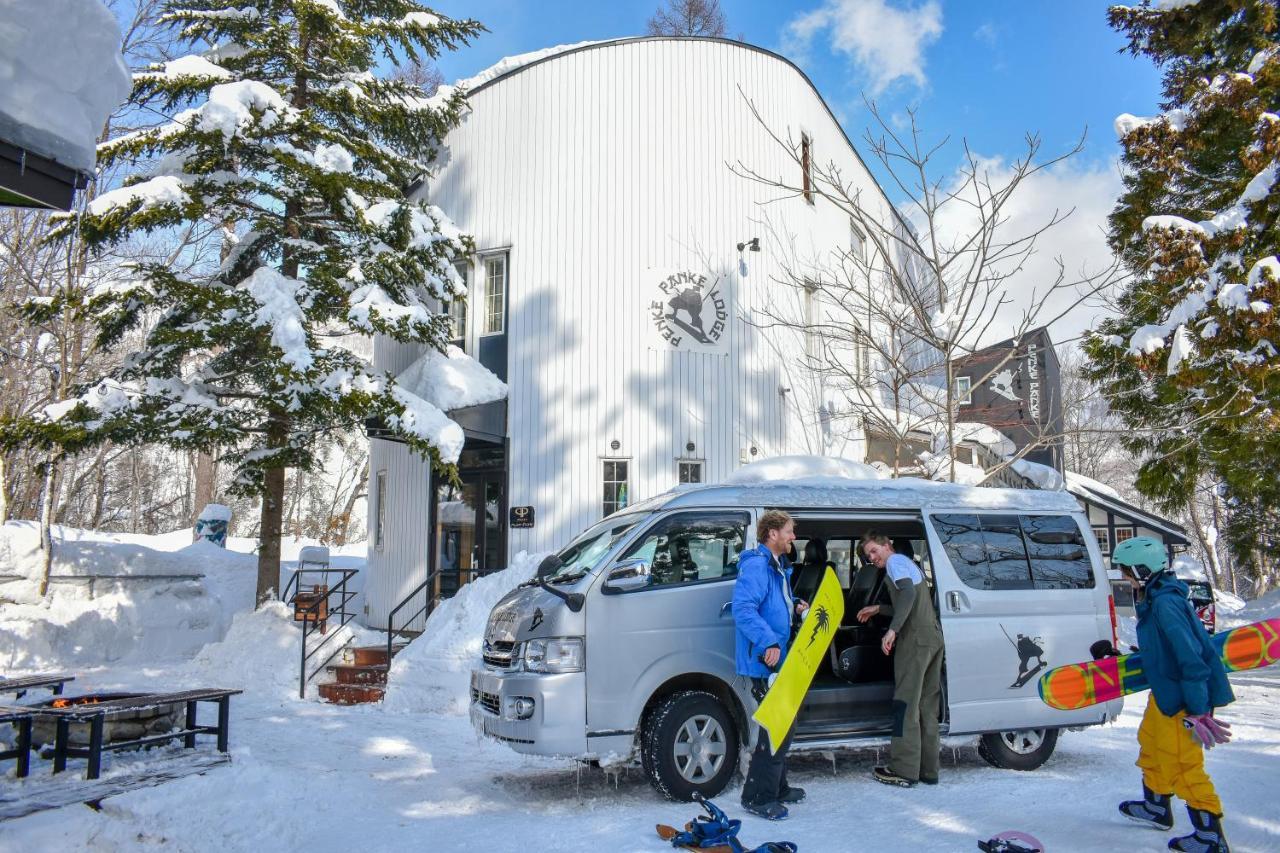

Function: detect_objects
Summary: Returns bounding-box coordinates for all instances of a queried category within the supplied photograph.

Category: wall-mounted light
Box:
[750,445,758,457]
[610,439,620,451]
[686,441,696,453]
[736,237,760,253]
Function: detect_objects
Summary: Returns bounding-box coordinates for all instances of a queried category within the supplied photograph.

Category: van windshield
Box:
[548,513,646,582]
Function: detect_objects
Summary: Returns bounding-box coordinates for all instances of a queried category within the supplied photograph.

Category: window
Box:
[1020,515,1095,589]
[803,282,819,360]
[678,460,703,484]
[448,261,468,345]
[853,324,872,381]
[801,133,813,203]
[955,375,972,405]
[1093,526,1111,556]
[482,254,506,334]
[932,513,1095,591]
[1115,527,1137,545]
[374,470,388,551]
[602,459,629,516]
[850,221,865,259]
[619,511,749,587]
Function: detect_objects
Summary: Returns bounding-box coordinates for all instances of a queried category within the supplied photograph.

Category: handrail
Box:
[385,566,497,672]
[284,567,360,699]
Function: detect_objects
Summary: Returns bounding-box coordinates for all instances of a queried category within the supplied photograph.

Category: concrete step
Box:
[317,682,385,705]
[327,664,388,685]
[344,644,407,668]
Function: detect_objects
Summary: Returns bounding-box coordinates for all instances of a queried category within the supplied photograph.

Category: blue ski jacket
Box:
[733,544,793,678]
[1136,571,1234,717]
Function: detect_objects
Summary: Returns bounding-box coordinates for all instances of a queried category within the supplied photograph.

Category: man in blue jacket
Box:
[1113,537,1234,853]
[733,509,807,821]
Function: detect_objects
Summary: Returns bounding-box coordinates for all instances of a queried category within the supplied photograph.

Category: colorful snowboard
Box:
[1038,617,1280,711]
[752,568,844,754]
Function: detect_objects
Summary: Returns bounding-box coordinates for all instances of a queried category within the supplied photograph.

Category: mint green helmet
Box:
[1112,535,1169,581]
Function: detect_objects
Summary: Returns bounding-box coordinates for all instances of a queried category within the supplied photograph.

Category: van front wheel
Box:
[978,727,1059,771]
[641,690,740,801]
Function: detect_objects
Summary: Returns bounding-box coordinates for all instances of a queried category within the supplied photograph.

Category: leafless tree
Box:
[732,99,1125,483]
[392,59,445,97]
[646,0,728,37]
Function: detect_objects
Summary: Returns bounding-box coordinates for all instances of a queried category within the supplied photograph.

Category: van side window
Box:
[931,514,1033,590]
[1020,514,1095,589]
[620,511,749,588]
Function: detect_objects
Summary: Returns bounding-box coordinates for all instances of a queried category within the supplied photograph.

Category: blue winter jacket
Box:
[733,544,793,678]
[1135,571,1235,717]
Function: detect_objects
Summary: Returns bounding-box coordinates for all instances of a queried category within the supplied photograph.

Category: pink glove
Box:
[1183,714,1232,749]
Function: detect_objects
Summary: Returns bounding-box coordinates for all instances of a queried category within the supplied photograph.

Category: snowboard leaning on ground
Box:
[1038,617,1280,711]
[752,568,844,754]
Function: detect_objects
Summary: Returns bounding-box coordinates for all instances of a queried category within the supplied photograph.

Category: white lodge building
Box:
[364,37,903,626]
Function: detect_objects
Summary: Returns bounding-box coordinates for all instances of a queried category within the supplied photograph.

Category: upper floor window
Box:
[374,470,388,551]
[850,221,865,260]
[449,261,468,345]
[955,375,972,405]
[482,253,506,335]
[803,281,819,361]
[801,133,814,204]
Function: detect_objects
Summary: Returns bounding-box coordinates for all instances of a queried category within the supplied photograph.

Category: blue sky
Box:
[422,1,1165,344]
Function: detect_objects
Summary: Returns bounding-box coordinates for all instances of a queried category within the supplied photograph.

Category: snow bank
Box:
[0,0,131,172]
[1223,588,1280,627]
[1011,458,1065,491]
[382,552,543,715]
[724,454,884,485]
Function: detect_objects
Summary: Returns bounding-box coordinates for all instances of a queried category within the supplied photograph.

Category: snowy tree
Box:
[1087,0,1279,591]
[24,1,486,605]
[736,102,1119,483]
[646,0,727,38]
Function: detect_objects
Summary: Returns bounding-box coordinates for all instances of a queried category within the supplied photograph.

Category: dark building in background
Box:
[951,326,1064,472]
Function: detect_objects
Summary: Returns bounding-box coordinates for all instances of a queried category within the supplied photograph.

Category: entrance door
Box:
[434,447,506,599]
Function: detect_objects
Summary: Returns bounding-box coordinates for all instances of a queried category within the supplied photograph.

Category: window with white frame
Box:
[448,261,468,345]
[801,133,813,203]
[602,459,629,516]
[482,253,506,335]
[853,324,872,381]
[374,470,388,551]
[955,375,972,405]
[850,221,865,260]
[1093,526,1110,556]
[678,460,703,484]
[803,281,819,361]
[1115,527,1137,545]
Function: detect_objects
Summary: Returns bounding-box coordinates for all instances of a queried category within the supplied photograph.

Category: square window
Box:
[1115,528,1137,544]
[678,460,703,484]
[483,254,506,335]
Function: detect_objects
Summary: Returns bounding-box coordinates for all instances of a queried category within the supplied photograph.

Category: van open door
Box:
[923,511,1114,735]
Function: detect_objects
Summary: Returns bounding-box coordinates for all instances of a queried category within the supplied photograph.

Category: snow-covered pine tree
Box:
[37,0,486,604]
[1086,0,1279,590]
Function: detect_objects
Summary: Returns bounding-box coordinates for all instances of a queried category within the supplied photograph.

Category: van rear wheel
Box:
[642,690,739,801]
[978,727,1059,771]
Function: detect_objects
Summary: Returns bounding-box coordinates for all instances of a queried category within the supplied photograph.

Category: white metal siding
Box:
[367,40,898,620]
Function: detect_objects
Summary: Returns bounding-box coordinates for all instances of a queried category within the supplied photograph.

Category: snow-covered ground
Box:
[2,527,1278,851]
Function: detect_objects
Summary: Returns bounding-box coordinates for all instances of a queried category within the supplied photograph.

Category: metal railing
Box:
[386,567,495,671]
[283,567,360,699]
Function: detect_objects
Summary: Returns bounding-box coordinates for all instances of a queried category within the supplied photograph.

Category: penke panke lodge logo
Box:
[651,271,727,350]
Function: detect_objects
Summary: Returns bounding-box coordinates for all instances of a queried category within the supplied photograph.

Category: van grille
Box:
[483,640,518,669]
[473,688,501,716]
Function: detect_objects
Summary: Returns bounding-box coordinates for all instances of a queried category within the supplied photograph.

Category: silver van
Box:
[470,479,1123,800]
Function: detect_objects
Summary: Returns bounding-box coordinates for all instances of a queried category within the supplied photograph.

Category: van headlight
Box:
[523,637,584,673]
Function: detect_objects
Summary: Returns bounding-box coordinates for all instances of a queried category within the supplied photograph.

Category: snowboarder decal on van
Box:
[1003,625,1047,689]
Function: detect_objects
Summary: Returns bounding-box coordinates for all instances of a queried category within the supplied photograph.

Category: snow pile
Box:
[724,455,884,485]
[1064,470,1124,501]
[1215,587,1246,614]
[0,0,131,172]
[1011,458,1065,491]
[1172,554,1208,581]
[918,450,988,486]
[382,552,543,715]
[395,344,507,412]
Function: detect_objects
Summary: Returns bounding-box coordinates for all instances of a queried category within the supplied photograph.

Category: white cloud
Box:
[783,0,944,95]
[973,22,998,47]
[909,155,1124,351]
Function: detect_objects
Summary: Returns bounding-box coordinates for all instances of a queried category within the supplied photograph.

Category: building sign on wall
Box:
[509,506,535,529]
[650,271,729,352]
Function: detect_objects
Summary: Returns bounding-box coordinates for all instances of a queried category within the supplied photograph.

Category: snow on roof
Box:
[724,455,884,485]
[395,344,507,413]
[1064,470,1123,501]
[1012,458,1065,491]
[457,40,609,92]
[0,0,131,173]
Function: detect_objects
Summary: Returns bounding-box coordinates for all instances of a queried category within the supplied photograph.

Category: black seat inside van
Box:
[791,538,832,604]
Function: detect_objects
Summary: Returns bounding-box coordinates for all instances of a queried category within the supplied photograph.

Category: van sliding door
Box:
[925,511,1109,734]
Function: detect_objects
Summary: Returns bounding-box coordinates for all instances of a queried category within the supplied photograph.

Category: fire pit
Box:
[30,693,184,750]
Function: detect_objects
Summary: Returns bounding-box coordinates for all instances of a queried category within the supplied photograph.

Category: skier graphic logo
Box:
[1002,624,1047,688]
[650,271,728,350]
[529,607,544,631]
[988,368,1019,402]
[807,604,831,648]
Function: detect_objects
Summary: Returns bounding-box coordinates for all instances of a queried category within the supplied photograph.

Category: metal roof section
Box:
[1067,478,1190,544]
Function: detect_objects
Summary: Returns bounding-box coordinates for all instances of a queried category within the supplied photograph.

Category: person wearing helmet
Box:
[1112,536,1235,853]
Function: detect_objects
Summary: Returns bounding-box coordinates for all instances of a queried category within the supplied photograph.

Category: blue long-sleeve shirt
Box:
[733,544,793,678]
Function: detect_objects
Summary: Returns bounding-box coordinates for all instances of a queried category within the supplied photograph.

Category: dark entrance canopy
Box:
[0,138,88,211]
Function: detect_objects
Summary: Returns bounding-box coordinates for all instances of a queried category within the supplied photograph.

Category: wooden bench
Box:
[0,705,35,778]
[0,673,75,700]
[43,688,242,780]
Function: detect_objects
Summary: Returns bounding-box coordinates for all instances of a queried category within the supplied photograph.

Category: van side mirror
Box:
[603,558,652,592]
[537,554,563,578]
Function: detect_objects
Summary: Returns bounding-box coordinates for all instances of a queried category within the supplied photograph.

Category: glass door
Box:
[433,448,506,599]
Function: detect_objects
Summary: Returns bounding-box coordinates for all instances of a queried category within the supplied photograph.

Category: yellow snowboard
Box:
[752,567,844,754]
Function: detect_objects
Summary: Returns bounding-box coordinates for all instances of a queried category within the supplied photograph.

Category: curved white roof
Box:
[625,476,1082,515]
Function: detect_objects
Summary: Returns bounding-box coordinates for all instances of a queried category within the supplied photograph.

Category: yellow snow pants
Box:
[1137,695,1222,814]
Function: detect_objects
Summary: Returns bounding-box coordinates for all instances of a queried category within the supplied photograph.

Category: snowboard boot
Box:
[741,800,789,821]
[872,766,917,788]
[777,785,805,804]
[1168,807,1229,852]
[1119,785,1174,830]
